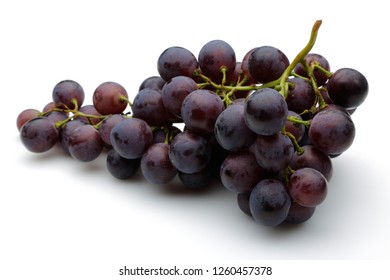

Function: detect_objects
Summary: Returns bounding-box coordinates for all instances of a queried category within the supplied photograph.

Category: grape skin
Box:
[287,167,328,207]
[52,80,85,110]
[93,81,128,115]
[169,130,211,174]
[249,179,291,227]
[214,104,256,151]
[68,125,103,162]
[244,88,288,136]
[17,109,40,131]
[308,106,355,155]
[141,143,177,184]
[110,118,153,159]
[106,148,140,180]
[20,117,59,153]
[181,89,224,134]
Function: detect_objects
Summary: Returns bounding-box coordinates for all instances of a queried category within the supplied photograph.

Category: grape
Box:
[60,119,86,154]
[181,89,224,134]
[178,167,213,189]
[214,104,256,151]
[198,39,236,83]
[68,125,103,162]
[52,80,85,109]
[285,111,305,143]
[132,88,177,126]
[285,77,315,114]
[248,46,289,83]
[326,68,369,109]
[157,46,198,81]
[308,106,355,155]
[253,132,294,173]
[244,88,288,136]
[98,114,126,147]
[287,167,328,207]
[220,151,264,193]
[106,148,140,180]
[284,201,316,224]
[78,104,102,125]
[20,117,59,153]
[289,145,333,181]
[152,125,181,144]
[110,118,153,159]
[161,76,198,117]
[141,143,177,184]
[294,53,330,86]
[93,81,128,115]
[45,110,68,126]
[240,48,257,84]
[249,179,291,227]
[16,108,40,131]
[139,76,166,91]
[169,130,211,174]
[237,192,252,216]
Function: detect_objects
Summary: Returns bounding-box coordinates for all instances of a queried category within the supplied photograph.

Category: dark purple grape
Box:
[244,88,288,136]
[20,117,59,153]
[249,179,291,227]
[110,118,153,159]
[93,81,128,115]
[45,110,69,126]
[240,48,257,84]
[248,46,289,83]
[169,130,211,174]
[17,109,41,131]
[98,114,126,146]
[308,106,355,155]
[284,201,316,224]
[285,111,305,143]
[287,167,328,207]
[289,145,333,181]
[78,105,102,125]
[214,104,256,151]
[237,192,252,216]
[198,39,236,83]
[52,80,85,110]
[161,76,198,117]
[68,125,103,162]
[178,167,213,189]
[285,77,315,114]
[152,125,181,144]
[220,151,264,193]
[139,76,166,91]
[253,132,294,173]
[294,53,330,86]
[42,102,58,113]
[132,88,177,126]
[60,119,86,154]
[157,46,198,81]
[181,89,224,134]
[106,148,140,180]
[326,68,369,109]
[141,143,177,184]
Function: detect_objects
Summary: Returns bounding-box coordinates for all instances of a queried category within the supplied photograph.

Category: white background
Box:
[1,0,389,279]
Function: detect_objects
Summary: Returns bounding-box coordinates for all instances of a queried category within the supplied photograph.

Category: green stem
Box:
[278,20,322,98]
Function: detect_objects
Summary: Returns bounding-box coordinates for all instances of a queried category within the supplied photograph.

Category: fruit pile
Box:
[17,20,368,227]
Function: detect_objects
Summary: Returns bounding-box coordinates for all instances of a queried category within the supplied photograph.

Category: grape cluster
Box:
[17,21,369,227]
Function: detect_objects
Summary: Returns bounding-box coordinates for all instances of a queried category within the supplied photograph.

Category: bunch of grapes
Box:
[17,20,369,227]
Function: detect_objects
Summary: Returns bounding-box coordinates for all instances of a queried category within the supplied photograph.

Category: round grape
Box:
[93,81,128,115]
[52,80,85,110]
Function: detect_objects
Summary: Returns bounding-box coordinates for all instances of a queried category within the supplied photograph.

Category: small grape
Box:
[244,88,288,136]
[93,81,128,115]
[249,179,291,227]
[169,130,211,174]
[52,80,85,110]
[294,53,330,86]
[181,89,224,134]
[68,125,103,162]
[106,148,140,180]
[16,108,41,131]
[20,117,59,153]
[287,167,328,207]
[141,143,177,184]
[110,118,153,159]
